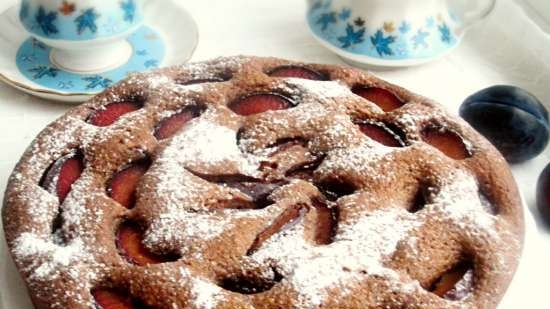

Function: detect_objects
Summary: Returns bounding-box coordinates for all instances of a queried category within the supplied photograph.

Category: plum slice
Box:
[92,289,136,309]
[357,121,406,147]
[421,127,470,160]
[352,87,405,112]
[92,288,151,309]
[285,157,325,182]
[229,93,295,116]
[88,101,142,127]
[107,160,150,209]
[116,222,179,266]
[430,262,474,300]
[268,66,326,80]
[218,269,283,295]
[40,150,85,203]
[246,205,307,255]
[187,170,283,209]
[154,106,204,140]
[311,198,339,245]
[247,198,337,255]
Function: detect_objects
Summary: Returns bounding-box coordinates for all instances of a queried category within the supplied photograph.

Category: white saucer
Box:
[0,0,198,103]
[0,199,546,308]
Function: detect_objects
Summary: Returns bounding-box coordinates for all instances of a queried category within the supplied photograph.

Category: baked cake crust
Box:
[2,56,524,309]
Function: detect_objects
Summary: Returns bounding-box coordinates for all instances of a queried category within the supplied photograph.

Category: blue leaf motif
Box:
[339,8,351,21]
[144,59,159,68]
[28,66,59,79]
[316,12,337,31]
[439,23,452,43]
[370,30,396,57]
[412,29,429,49]
[338,24,365,48]
[426,16,435,28]
[75,9,99,34]
[20,54,37,63]
[120,0,136,23]
[35,6,58,36]
[57,81,74,89]
[136,49,148,56]
[83,75,113,89]
[398,21,411,34]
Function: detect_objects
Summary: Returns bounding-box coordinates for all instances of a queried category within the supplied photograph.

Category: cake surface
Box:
[2,56,524,309]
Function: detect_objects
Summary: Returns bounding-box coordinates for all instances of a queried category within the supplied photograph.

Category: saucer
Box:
[0,0,198,103]
[16,26,165,95]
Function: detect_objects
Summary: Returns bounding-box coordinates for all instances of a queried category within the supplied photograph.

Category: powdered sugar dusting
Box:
[251,208,421,307]
[13,233,90,280]
[145,211,232,252]
[429,170,498,237]
[164,118,264,176]
[25,116,96,177]
[19,184,59,225]
[279,79,351,100]
[191,277,225,309]
[317,139,396,178]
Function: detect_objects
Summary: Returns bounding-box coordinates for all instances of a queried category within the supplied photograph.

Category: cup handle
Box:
[446,0,497,34]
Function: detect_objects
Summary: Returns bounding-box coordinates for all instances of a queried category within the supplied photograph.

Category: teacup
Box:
[19,0,145,73]
[306,0,496,67]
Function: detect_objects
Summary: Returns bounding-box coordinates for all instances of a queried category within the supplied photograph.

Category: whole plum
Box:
[537,163,550,226]
[460,85,549,163]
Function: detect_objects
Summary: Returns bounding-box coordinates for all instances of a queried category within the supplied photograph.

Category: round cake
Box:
[2,56,524,309]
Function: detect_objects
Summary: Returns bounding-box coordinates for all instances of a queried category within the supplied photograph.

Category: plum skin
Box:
[537,163,550,226]
[460,86,549,163]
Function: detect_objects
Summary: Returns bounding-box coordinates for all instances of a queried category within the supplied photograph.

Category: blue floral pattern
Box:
[28,66,59,79]
[426,16,435,28]
[439,23,452,43]
[338,24,365,48]
[58,81,75,89]
[144,59,160,68]
[339,8,351,21]
[307,6,459,60]
[370,30,396,56]
[398,21,411,34]
[83,75,113,89]
[35,6,59,36]
[412,29,429,49]
[317,12,337,31]
[19,2,143,40]
[75,9,99,34]
[121,0,137,23]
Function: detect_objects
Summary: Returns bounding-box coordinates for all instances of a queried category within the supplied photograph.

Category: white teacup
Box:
[307,0,496,67]
[19,0,145,73]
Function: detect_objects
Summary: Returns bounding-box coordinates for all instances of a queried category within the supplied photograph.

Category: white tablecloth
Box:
[0,0,549,307]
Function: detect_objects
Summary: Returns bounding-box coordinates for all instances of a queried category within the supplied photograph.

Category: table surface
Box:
[0,0,549,307]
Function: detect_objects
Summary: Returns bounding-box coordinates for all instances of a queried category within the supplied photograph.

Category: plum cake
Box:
[2,56,524,309]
